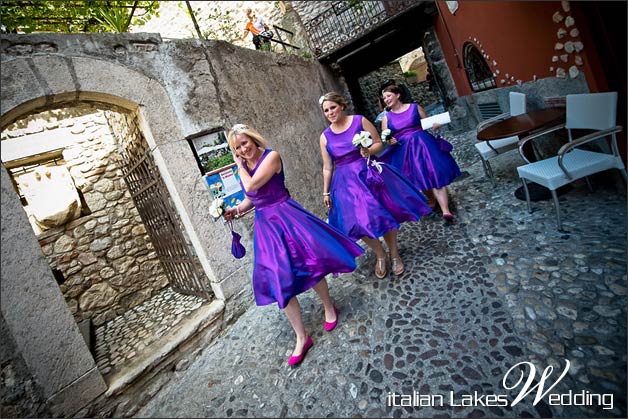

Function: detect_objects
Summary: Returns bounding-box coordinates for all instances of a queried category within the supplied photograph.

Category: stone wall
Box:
[2,106,169,326]
[0,315,50,418]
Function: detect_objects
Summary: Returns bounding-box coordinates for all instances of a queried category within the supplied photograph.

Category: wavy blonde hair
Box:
[227,124,267,155]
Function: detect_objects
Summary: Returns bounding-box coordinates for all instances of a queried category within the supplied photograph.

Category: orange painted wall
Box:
[433,1,597,96]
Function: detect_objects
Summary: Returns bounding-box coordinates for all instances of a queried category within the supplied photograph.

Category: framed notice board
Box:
[203,163,245,210]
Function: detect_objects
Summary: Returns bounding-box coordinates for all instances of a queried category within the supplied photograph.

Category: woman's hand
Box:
[389,136,399,145]
[224,207,237,222]
[431,122,441,131]
[324,195,332,210]
[359,147,371,158]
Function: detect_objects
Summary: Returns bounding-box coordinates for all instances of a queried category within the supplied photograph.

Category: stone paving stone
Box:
[93,287,209,374]
[135,131,626,418]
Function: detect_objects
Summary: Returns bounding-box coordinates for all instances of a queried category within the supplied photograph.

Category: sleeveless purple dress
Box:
[243,149,364,309]
[324,115,432,241]
[380,103,461,190]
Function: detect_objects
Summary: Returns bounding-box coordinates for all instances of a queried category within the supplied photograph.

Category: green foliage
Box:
[202,153,234,173]
[1,1,160,33]
[300,50,313,59]
[347,0,365,11]
[178,1,240,41]
[403,70,418,77]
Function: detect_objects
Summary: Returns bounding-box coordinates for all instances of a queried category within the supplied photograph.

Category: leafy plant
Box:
[177,1,240,41]
[1,1,160,33]
[202,153,234,173]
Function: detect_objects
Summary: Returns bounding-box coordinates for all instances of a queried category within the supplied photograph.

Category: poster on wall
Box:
[189,129,234,175]
[203,163,245,210]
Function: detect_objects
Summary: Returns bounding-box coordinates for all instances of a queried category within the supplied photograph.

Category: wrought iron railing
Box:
[304,0,423,57]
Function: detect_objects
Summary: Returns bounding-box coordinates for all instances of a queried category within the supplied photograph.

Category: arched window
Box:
[463,42,496,92]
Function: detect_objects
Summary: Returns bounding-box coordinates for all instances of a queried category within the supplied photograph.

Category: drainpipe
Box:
[434,1,461,69]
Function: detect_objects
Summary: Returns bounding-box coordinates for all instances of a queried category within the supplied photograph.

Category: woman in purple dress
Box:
[223,124,364,366]
[379,85,461,220]
[318,92,432,279]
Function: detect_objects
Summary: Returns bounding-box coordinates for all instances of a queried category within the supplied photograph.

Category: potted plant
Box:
[403,70,419,84]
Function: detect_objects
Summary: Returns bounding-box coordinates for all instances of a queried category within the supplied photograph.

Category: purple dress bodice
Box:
[242,149,290,209]
[386,103,424,138]
[324,115,364,165]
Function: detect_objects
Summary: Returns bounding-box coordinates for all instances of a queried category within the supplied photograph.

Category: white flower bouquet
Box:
[352,130,373,148]
[209,198,226,220]
[380,129,392,144]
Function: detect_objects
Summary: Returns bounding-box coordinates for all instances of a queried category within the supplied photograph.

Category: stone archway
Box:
[1,47,224,416]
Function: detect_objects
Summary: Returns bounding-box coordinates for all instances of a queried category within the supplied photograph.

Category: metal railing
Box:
[304,0,422,57]
[270,24,301,52]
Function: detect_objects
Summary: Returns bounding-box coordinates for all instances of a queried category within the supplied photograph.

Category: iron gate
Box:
[117,113,213,300]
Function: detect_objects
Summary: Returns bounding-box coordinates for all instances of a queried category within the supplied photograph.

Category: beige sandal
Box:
[375,257,387,279]
[392,257,405,276]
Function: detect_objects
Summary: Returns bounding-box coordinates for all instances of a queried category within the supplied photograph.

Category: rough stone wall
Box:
[2,106,169,326]
[0,314,50,418]
[0,32,343,324]
[292,1,336,24]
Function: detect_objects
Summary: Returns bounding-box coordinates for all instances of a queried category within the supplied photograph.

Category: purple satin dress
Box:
[324,115,432,241]
[380,103,461,190]
[243,149,364,309]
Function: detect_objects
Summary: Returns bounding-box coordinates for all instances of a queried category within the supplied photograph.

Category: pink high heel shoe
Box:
[324,306,339,332]
[287,336,313,366]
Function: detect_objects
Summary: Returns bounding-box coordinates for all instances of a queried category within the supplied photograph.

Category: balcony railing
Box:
[304,0,423,58]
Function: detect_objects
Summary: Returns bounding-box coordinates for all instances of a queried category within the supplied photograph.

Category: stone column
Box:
[0,165,107,416]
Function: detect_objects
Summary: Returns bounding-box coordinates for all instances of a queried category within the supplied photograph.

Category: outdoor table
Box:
[477,107,567,201]
[477,107,566,163]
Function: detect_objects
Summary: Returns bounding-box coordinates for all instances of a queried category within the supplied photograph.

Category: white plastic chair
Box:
[475,92,527,185]
[516,92,626,230]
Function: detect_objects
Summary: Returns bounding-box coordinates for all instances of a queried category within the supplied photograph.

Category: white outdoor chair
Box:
[475,92,527,185]
[516,92,626,230]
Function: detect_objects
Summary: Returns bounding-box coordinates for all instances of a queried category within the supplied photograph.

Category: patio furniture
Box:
[516,92,626,230]
[475,92,527,185]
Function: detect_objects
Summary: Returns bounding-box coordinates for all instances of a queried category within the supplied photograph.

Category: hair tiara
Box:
[231,123,248,134]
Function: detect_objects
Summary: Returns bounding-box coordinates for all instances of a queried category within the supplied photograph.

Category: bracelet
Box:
[323,192,330,196]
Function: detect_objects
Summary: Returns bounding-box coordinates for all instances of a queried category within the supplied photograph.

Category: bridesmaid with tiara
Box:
[223,124,364,367]
[379,85,461,220]
[318,92,432,280]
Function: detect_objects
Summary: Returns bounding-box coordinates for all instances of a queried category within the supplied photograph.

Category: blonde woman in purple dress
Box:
[318,92,432,279]
[223,124,364,366]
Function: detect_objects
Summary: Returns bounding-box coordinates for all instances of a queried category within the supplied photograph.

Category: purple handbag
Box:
[365,156,385,190]
[228,220,246,259]
[435,134,453,153]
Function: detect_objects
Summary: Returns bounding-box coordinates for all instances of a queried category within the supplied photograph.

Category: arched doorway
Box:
[1,99,214,388]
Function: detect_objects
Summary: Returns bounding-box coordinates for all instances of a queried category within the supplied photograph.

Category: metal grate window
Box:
[463,42,496,92]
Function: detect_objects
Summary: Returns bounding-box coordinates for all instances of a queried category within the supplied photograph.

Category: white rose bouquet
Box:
[209,198,226,220]
[380,129,392,144]
[352,130,373,148]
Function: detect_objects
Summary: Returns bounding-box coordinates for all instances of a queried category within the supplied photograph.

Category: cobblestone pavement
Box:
[137,131,626,418]
[94,288,207,377]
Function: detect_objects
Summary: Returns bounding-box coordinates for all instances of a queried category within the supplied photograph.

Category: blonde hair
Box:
[319,92,348,110]
[227,124,267,154]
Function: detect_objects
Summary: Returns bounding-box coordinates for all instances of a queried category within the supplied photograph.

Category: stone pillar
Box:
[0,165,107,416]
